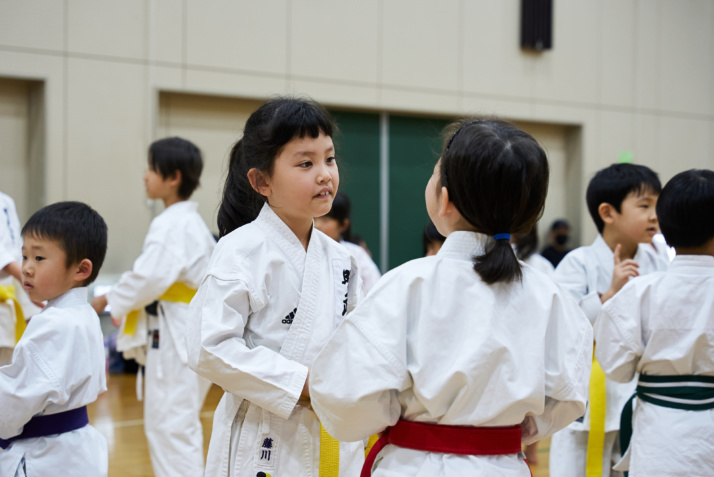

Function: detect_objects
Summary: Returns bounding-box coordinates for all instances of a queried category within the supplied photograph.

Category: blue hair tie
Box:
[493,233,511,241]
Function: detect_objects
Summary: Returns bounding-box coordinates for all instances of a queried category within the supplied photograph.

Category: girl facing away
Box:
[187,97,365,477]
[309,118,594,476]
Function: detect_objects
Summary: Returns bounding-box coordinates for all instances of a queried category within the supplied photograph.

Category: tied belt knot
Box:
[361,419,525,477]
[619,374,714,475]
[0,406,89,449]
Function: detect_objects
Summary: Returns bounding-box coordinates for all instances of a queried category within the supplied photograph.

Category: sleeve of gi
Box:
[309,273,410,442]
[527,286,593,443]
[593,281,643,383]
[554,250,602,324]
[186,274,308,420]
[106,240,184,318]
[0,322,66,438]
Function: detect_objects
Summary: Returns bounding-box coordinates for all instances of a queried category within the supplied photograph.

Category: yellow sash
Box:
[585,345,607,476]
[365,434,380,458]
[122,282,196,335]
[319,423,340,477]
[0,284,26,342]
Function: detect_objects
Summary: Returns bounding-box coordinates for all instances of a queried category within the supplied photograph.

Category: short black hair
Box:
[22,201,108,286]
[149,137,203,199]
[422,220,445,256]
[586,163,661,233]
[324,191,351,241]
[657,169,714,249]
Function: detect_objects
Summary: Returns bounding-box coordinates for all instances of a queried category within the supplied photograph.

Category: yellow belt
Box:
[123,282,197,335]
[319,423,340,476]
[0,284,26,342]
[586,345,607,476]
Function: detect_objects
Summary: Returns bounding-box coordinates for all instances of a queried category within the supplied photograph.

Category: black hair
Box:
[21,201,108,286]
[422,220,446,256]
[586,163,661,233]
[657,169,714,249]
[550,219,570,231]
[217,97,335,237]
[514,227,539,261]
[148,137,203,199]
[323,191,352,242]
[439,118,549,284]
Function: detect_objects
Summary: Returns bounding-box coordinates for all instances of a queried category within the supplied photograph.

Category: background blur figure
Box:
[315,192,382,293]
[423,220,446,257]
[541,219,572,268]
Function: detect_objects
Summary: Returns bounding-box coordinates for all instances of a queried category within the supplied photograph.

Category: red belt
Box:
[361,419,527,477]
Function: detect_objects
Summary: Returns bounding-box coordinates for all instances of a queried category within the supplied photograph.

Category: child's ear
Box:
[247,168,271,197]
[74,259,93,283]
[438,186,453,217]
[168,170,182,188]
[598,203,617,225]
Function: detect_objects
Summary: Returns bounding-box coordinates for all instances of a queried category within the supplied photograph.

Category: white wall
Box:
[0,0,712,274]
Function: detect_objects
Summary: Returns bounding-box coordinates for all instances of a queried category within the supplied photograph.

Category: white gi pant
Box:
[549,428,623,477]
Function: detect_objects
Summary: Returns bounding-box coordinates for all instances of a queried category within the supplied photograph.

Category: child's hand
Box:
[111,315,122,328]
[91,295,107,315]
[601,244,639,303]
[302,369,310,398]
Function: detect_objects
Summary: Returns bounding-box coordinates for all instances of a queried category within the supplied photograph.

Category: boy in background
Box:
[549,164,669,477]
[92,137,215,477]
[594,169,714,476]
[0,201,108,476]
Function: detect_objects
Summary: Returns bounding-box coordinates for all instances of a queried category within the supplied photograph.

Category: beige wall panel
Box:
[289,79,378,109]
[185,0,288,75]
[157,93,265,235]
[633,0,658,111]
[66,58,149,274]
[185,69,285,99]
[150,0,183,64]
[461,96,533,122]
[656,0,712,115]
[633,113,659,175]
[0,50,65,205]
[462,1,535,99]
[599,0,636,108]
[379,87,460,116]
[67,0,147,60]
[656,116,711,183]
[0,1,64,52]
[150,65,183,91]
[381,0,460,91]
[0,79,30,221]
[532,0,600,105]
[290,0,379,85]
[598,110,634,167]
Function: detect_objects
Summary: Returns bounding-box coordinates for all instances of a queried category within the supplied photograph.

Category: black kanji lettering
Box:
[342,269,350,284]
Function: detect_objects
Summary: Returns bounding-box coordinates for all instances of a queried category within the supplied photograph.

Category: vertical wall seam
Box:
[62,0,68,201]
[379,111,389,272]
[285,0,292,92]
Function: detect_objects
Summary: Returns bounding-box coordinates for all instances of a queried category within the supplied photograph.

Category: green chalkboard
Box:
[388,115,449,270]
[330,110,382,268]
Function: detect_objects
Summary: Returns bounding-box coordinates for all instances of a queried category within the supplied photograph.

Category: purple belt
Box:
[0,406,89,449]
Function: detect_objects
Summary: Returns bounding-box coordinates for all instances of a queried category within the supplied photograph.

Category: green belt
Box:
[620,374,714,476]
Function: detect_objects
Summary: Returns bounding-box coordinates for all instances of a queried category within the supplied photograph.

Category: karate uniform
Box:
[340,240,381,293]
[309,231,593,476]
[106,200,214,477]
[0,192,23,365]
[550,235,669,477]
[523,253,555,276]
[0,287,107,477]
[187,204,365,477]
[594,255,714,476]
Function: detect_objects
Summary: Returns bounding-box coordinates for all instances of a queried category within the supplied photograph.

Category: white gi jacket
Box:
[107,200,215,364]
[309,231,593,476]
[553,235,669,432]
[340,241,381,293]
[594,255,714,476]
[523,253,555,276]
[0,192,23,350]
[0,287,108,477]
[188,204,365,477]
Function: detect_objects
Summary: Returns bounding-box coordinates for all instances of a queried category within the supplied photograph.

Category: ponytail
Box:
[217,140,264,237]
[440,118,549,285]
[473,239,521,285]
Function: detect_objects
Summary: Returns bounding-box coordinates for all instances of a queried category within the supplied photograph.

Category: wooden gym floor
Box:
[88,373,551,476]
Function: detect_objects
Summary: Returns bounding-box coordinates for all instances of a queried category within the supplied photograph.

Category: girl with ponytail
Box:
[188,97,366,477]
[310,118,594,477]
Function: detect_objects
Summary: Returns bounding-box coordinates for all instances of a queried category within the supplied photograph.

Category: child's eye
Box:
[21,255,27,261]
[326,156,336,164]
[298,161,312,168]
[36,256,45,261]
